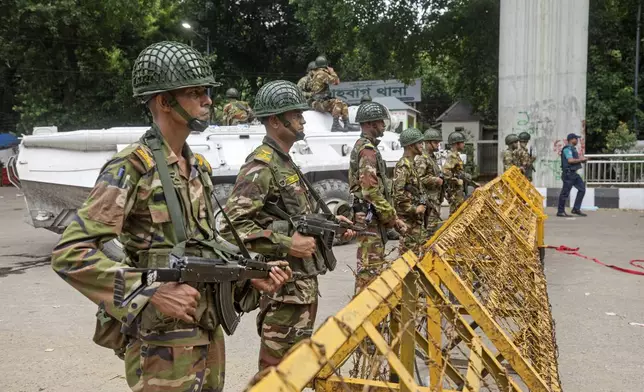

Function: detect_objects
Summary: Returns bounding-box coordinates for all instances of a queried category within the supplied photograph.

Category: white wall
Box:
[499,0,589,188]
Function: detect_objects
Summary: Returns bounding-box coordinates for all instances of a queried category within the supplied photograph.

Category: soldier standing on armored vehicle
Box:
[442,131,469,216]
[503,133,520,172]
[309,55,352,132]
[349,101,407,294]
[222,87,255,125]
[51,41,291,392]
[297,61,316,101]
[516,131,536,180]
[393,128,429,253]
[219,80,355,371]
[415,128,444,235]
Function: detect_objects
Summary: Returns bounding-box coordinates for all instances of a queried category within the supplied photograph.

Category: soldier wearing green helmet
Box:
[297,61,317,101]
[503,133,520,172]
[515,131,536,180]
[349,102,407,294]
[220,80,356,371]
[51,41,291,392]
[393,128,430,252]
[442,131,469,215]
[222,87,255,126]
[414,128,444,234]
[309,55,353,132]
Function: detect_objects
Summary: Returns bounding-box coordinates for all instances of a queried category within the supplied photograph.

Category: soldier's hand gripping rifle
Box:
[293,213,377,272]
[404,184,441,220]
[458,172,481,197]
[113,195,291,336]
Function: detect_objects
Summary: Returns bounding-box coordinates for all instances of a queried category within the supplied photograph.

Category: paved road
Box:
[0,186,642,391]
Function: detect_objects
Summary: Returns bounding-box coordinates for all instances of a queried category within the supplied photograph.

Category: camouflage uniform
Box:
[52,130,227,392]
[442,150,466,215]
[514,145,535,180]
[502,148,516,172]
[415,153,443,234]
[393,156,427,253]
[219,81,321,371]
[222,100,254,125]
[51,41,234,392]
[220,136,320,371]
[349,133,396,293]
[309,68,348,118]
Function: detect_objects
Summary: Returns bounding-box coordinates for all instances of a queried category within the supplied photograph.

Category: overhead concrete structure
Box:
[499,0,590,187]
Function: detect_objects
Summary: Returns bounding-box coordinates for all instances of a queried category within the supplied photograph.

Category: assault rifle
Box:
[404,184,441,219]
[112,194,287,336]
[458,172,481,197]
[294,213,377,272]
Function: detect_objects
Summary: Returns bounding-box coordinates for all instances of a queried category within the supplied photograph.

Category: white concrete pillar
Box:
[499,0,589,187]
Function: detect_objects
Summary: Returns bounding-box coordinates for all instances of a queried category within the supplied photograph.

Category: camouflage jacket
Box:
[414,152,442,199]
[348,134,396,226]
[503,149,516,172]
[220,136,320,304]
[297,74,312,99]
[309,68,339,97]
[393,156,424,224]
[513,145,534,170]
[51,127,222,346]
[442,149,465,191]
[222,100,254,125]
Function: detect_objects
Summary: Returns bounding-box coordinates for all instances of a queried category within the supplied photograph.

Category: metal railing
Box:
[585,153,644,186]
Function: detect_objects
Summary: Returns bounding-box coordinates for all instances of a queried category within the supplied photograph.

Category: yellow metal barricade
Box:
[247,168,560,392]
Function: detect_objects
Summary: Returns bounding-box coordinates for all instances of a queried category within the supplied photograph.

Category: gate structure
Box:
[247,167,559,392]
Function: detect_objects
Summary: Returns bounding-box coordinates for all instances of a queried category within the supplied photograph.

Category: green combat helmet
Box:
[399,127,425,147]
[315,55,328,69]
[355,102,390,123]
[518,132,531,142]
[505,134,519,145]
[131,41,220,132]
[253,80,309,140]
[307,61,316,72]
[423,128,442,142]
[225,88,240,99]
[447,131,466,145]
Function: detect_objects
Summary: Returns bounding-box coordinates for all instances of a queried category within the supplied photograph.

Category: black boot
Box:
[571,209,587,217]
[331,117,343,132]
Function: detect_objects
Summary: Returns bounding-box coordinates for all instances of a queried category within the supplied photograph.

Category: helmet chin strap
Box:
[165,93,210,133]
[277,113,305,141]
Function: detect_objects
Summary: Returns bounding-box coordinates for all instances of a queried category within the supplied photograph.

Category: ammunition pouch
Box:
[267,219,327,279]
[350,193,388,245]
[92,307,127,360]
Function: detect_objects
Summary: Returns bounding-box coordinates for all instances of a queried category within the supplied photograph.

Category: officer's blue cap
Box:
[567,133,581,141]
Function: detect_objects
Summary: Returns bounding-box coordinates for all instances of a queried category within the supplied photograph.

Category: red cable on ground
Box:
[546,245,644,276]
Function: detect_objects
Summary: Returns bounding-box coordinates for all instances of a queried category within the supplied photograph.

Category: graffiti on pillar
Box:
[540,159,563,181]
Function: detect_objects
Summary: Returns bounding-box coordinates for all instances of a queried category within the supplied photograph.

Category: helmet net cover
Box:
[423,128,442,141]
[399,127,425,147]
[505,134,520,145]
[355,102,390,123]
[253,80,310,118]
[226,88,240,98]
[447,131,466,145]
[518,131,531,141]
[132,41,220,97]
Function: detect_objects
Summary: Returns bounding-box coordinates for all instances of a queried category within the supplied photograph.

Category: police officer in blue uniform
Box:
[557,133,588,217]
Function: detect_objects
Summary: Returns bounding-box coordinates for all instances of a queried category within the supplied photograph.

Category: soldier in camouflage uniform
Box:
[442,131,468,216]
[309,56,351,132]
[503,133,520,172]
[51,41,290,392]
[219,80,354,371]
[516,131,536,180]
[297,61,316,101]
[222,87,255,125]
[414,128,444,236]
[360,93,372,103]
[393,128,429,253]
[349,101,407,294]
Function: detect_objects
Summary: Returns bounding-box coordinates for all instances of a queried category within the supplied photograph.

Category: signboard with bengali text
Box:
[329,79,421,104]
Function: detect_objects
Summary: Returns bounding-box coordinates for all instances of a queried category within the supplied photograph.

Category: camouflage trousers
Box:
[398,218,427,254]
[256,298,318,371]
[355,220,387,295]
[124,327,225,392]
[446,187,465,216]
[311,98,349,118]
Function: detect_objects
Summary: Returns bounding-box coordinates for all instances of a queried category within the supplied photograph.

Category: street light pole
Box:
[182,22,212,96]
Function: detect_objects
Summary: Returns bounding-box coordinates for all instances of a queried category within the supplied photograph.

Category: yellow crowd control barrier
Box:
[247,167,559,392]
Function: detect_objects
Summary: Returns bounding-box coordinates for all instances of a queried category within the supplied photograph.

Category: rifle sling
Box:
[144,128,188,256]
[290,163,334,216]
